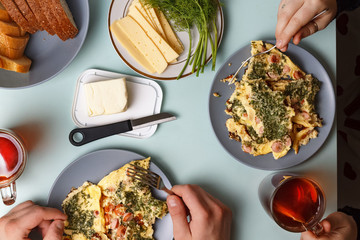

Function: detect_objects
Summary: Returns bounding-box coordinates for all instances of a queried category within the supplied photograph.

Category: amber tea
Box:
[271,177,324,232]
[259,173,325,235]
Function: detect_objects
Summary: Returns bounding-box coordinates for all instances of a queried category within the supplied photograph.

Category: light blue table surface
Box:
[0,0,336,239]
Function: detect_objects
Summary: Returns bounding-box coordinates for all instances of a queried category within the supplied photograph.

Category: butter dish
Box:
[72,69,163,139]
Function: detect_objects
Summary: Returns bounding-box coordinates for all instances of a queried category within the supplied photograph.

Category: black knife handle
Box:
[69,120,133,146]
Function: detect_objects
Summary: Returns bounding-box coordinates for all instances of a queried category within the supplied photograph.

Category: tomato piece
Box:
[114,204,125,216]
[116,225,127,237]
[104,203,115,213]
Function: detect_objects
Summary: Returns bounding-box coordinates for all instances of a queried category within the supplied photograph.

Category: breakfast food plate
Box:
[0,0,89,89]
[108,0,224,80]
[209,41,335,170]
[47,149,173,240]
[72,69,163,139]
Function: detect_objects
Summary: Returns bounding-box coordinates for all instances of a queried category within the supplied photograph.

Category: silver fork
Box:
[228,45,276,84]
[126,163,174,195]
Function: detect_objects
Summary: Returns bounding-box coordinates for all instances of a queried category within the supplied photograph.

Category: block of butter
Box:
[84,78,128,117]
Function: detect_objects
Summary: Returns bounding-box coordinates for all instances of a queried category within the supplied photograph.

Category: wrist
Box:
[338,206,360,240]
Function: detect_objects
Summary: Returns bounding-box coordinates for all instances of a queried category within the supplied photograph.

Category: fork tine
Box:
[127,173,158,188]
[127,163,174,195]
[129,163,159,176]
[128,164,160,179]
[127,168,158,186]
[127,172,158,188]
[126,164,161,188]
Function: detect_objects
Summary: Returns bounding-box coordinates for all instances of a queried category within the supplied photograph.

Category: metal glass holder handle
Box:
[1,182,17,206]
[310,222,324,236]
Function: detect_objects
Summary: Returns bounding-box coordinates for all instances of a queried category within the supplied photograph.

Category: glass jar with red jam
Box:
[0,129,27,205]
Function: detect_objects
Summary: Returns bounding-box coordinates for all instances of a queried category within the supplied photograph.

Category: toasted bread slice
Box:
[0,2,12,21]
[0,54,31,72]
[0,32,29,49]
[0,0,36,33]
[13,0,42,31]
[50,0,78,39]
[0,40,26,58]
[40,0,68,40]
[0,19,26,36]
[26,0,55,35]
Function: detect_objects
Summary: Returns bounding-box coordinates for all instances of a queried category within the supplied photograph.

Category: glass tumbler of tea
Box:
[258,172,326,235]
[0,129,27,205]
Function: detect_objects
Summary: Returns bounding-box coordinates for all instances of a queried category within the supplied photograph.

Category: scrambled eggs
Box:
[62,158,168,240]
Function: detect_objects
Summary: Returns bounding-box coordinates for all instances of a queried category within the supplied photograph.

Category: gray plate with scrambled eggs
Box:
[209,41,335,170]
[47,149,173,239]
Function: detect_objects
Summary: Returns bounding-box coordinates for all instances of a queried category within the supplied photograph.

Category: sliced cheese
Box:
[156,9,184,55]
[146,7,167,40]
[128,5,179,63]
[130,0,157,32]
[110,21,155,73]
[84,78,128,117]
[116,16,168,74]
[133,0,167,42]
[142,5,161,36]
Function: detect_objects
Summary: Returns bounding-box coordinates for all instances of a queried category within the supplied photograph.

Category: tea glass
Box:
[0,129,27,205]
[258,172,326,235]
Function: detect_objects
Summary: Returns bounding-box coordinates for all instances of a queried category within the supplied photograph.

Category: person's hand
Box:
[275,0,337,52]
[0,200,67,240]
[166,184,232,240]
[300,212,357,240]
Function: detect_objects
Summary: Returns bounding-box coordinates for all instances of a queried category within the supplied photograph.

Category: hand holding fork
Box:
[126,164,233,240]
[230,8,329,84]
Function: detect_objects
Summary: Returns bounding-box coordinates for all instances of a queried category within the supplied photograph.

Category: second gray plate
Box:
[209,41,335,170]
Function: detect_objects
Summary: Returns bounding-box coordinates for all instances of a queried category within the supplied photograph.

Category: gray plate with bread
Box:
[0,0,89,89]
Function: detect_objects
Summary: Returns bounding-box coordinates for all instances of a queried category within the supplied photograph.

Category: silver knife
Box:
[69,113,176,146]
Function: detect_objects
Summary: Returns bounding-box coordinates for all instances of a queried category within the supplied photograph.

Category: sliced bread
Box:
[13,0,42,31]
[26,0,55,35]
[0,32,29,49]
[0,19,26,36]
[0,2,12,21]
[0,0,36,33]
[40,0,68,40]
[0,40,26,58]
[0,53,31,73]
[50,0,78,39]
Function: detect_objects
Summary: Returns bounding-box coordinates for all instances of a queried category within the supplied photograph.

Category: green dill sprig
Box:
[141,0,220,79]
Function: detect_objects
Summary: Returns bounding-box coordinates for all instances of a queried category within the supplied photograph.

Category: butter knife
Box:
[69,113,176,146]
